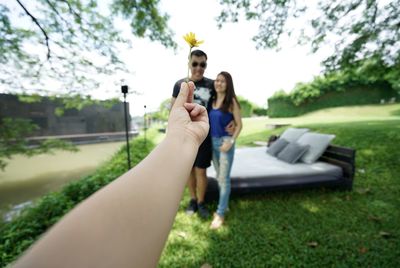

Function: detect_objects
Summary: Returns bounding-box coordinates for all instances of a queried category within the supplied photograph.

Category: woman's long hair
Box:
[217,71,240,113]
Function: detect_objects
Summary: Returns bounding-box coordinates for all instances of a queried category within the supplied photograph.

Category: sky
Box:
[3,0,333,117]
[108,0,332,116]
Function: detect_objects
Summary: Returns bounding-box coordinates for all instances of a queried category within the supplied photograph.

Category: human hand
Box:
[167,81,209,147]
[219,141,232,153]
[225,120,236,136]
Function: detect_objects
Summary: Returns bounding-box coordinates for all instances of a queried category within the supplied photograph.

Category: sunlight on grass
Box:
[149,103,400,147]
[370,200,394,210]
[361,149,374,156]
[243,103,400,132]
[158,104,400,267]
[302,103,400,118]
[300,200,321,213]
[148,104,400,267]
[237,103,400,147]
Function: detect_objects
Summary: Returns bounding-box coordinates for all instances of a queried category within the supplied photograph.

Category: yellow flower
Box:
[183,32,204,48]
[183,32,204,82]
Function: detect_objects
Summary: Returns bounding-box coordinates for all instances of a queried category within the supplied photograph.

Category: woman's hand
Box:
[220,141,233,153]
[225,120,236,135]
[167,81,209,147]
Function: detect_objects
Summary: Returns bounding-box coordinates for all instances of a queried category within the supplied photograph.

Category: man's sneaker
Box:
[197,202,210,219]
[185,199,198,215]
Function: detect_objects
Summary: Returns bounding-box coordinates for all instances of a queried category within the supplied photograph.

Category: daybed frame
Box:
[205,144,356,202]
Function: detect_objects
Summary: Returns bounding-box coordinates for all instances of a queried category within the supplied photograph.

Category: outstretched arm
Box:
[13,82,208,268]
[170,96,176,111]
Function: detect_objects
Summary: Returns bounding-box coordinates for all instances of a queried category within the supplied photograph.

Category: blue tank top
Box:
[209,108,234,137]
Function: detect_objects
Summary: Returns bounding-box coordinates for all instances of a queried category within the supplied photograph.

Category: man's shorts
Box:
[194,135,212,169]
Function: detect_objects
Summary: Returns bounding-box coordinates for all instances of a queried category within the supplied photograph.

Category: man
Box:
[171,49,214,218]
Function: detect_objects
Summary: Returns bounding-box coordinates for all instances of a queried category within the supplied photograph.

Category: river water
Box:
[0,141,125,221]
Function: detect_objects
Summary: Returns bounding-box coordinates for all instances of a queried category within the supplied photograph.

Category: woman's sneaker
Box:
[185,199,198,215]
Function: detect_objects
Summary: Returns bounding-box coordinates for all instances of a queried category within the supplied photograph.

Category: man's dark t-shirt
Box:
[172,77,215,168]
[172,77,215,111]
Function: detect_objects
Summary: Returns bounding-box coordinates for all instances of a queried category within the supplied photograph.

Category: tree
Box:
[0,118,78,170]
[152,98,171,122]
[0,0,176,96]
[237,95,254,117]
[0,0,177,169]
[216,0,400,74]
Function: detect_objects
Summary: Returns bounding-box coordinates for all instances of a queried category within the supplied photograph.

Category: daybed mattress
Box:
[206,146,343,191]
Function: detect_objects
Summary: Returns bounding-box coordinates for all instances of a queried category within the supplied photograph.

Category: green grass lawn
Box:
[158,104,400,267]
[237,103,400,147]
[1,104,398,267]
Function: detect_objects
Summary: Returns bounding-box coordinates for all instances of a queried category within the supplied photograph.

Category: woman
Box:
[209,71,242,229]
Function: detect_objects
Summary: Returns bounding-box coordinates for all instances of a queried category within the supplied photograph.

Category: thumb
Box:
[173,81,195,109]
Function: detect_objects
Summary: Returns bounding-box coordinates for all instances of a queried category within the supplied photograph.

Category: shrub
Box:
[237,96,254,117]
[268,66,399,118]
[253,107,268,116]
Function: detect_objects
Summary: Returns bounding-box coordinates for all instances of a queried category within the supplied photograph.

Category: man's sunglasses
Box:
[191,61,207,68]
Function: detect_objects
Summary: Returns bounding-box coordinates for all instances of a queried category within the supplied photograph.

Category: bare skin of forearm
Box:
[232,125,242,140]
[232,101,243,140]
[14,136,198,268]
[231,119,242,140]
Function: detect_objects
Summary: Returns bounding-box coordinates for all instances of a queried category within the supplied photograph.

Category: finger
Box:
[184,103,206,117]
[187,81,195,103]
[190,103,206,117]
[173,82,190,108]
[183,102,195,112]
[225,120,234,130]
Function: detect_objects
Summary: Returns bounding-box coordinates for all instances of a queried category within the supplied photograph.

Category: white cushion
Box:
[279,128,309,142]
[297,132,336,164]
[277,142,309,164]
[266,138,289,156]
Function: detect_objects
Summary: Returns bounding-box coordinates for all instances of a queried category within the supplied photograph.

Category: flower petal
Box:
[183,32,203,48]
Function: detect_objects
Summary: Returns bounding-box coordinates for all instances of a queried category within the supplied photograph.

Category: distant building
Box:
[0,93,137,144]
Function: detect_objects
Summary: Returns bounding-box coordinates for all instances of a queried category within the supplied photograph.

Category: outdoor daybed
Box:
[205,128,356,201]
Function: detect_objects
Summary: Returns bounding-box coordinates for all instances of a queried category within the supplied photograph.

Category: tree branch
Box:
[44,0,72,30]
[15,0,51,60]
[60,0,83,22]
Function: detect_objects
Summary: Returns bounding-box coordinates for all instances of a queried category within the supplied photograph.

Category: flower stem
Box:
[186,48,192,82]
